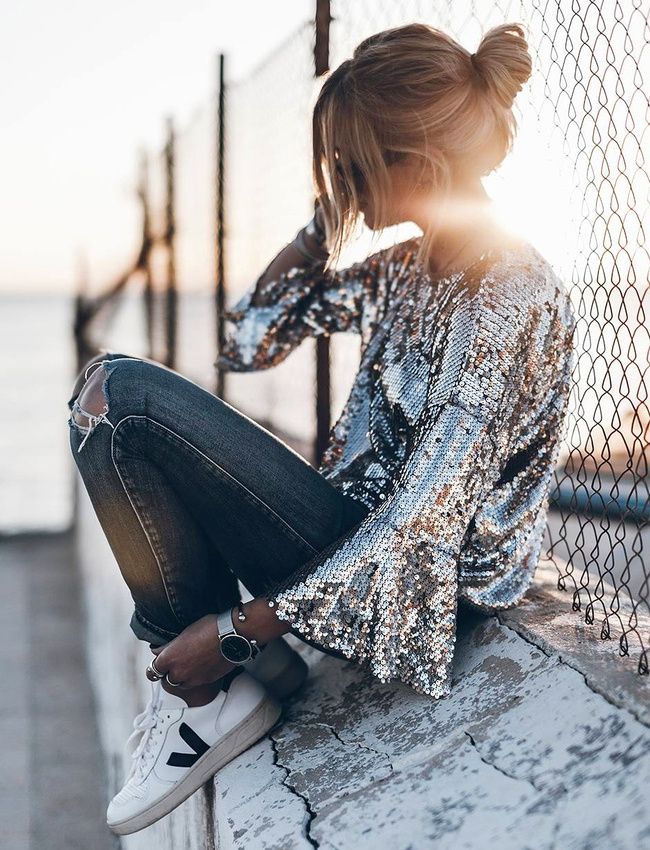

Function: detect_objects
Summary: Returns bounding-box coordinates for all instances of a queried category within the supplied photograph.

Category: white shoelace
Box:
[125,682,165,783]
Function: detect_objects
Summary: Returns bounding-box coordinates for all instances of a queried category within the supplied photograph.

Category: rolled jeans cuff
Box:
[130,609,181,647]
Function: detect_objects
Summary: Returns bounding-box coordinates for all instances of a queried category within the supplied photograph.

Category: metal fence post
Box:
[138,149,155,360]
[163,115,177,369]
[314,0,332,467]
[214,52,227,399]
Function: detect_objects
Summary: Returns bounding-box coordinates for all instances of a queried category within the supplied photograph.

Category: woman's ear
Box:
[395,151,434,190]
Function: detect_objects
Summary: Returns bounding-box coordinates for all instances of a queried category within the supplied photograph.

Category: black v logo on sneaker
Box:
[166,722,210,768]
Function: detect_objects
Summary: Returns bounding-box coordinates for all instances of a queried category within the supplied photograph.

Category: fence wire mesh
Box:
[220,22,320,445]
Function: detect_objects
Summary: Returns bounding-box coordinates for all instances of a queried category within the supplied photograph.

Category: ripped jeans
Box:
[66,351,369,656]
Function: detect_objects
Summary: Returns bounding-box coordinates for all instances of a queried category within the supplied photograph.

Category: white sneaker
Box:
[106,670,282,835]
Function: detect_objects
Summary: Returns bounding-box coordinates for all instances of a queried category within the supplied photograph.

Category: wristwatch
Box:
[216,606,261,664]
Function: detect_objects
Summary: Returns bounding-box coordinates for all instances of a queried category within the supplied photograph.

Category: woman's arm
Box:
[214,203,392,373]
[249,204,329,306]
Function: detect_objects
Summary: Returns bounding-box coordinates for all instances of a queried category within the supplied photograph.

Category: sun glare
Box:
[485,119,581,279]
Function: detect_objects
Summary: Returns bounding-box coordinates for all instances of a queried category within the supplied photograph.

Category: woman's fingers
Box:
[145,616,235,687]
[165,672,187,689]
[154,644,197,684]
[151,644,176,675]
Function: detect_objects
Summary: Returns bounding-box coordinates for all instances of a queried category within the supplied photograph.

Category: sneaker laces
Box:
[125,681,165,783]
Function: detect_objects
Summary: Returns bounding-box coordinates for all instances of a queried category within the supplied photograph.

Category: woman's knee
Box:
[72,366,110,428]
[70,357,145,434]
[67,350,131,411]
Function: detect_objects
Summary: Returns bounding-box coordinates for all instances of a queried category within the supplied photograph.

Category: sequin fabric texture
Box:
[214,234,577,698]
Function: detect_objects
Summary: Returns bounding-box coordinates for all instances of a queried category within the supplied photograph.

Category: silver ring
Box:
[145,657,165,681]
[145,665,161,682]
[165,673,183,688]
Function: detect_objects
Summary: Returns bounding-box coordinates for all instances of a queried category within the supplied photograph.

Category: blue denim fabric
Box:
[66,351,368,658]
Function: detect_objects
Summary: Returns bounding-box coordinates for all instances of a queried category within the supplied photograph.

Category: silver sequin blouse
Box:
[214,234,577,699]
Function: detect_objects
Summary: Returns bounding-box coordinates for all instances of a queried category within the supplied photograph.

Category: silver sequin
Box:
[215,235,577,699]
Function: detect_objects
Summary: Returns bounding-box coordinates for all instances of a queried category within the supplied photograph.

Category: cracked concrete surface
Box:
[74,487,650,850]
[269,733,319,848]
[214,615,649,850]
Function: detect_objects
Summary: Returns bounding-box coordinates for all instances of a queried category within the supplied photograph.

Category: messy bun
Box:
[472,23,532,109]
[313,21,533,272]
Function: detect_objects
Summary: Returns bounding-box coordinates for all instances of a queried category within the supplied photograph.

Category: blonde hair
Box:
[312,22,533,272]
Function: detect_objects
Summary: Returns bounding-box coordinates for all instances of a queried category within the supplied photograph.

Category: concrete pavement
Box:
[0,530,117,850]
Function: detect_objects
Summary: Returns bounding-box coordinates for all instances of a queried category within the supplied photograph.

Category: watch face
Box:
[220,634,252,664]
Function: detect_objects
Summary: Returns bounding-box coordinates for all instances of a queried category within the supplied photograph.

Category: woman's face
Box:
[349,151,428,230]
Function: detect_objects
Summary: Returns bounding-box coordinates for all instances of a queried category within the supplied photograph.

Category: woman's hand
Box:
[151,614,236,689]
[150,598,291,689]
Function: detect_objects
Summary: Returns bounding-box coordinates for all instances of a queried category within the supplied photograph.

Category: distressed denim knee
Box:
[66,350,132,412]
[67,357,146,454]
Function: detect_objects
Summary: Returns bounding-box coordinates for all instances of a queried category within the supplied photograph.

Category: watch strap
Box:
[216,607,237,638]
[216,606,261,663]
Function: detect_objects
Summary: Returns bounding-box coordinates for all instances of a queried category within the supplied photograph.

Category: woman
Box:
[67,21,576,835]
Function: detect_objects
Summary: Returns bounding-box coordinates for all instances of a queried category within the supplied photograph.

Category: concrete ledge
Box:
[498,561,649,728]
[74,486,650,849]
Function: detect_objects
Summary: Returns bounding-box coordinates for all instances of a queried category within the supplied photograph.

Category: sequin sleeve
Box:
[263,265,568,699]
[214,251,376,372]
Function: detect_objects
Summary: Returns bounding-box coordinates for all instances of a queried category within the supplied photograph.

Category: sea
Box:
[1,293,77,533]
[0,291,358,534]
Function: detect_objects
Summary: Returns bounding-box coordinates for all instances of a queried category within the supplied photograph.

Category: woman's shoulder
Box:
[477,238,577,357]
[472,235,571,310]
[363,235,422,271]
[384,230,549,290]
[363,230,572,317]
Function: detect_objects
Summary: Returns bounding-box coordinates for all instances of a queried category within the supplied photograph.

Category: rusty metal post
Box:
[214,52,227,399]
[72,251,90,375]
[163,115,178,369]
[314,0,332,467]
[138,149,155,360]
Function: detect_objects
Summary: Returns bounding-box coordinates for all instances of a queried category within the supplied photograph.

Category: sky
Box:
[0,1,586,296]
[0,0,310,294]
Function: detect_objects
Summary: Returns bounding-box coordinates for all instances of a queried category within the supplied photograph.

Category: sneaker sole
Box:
[108,693,283,835]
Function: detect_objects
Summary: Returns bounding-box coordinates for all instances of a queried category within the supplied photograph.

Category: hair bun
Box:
[472,22,532,109]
